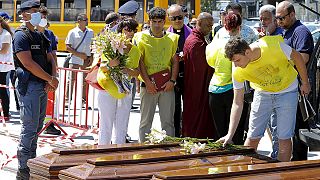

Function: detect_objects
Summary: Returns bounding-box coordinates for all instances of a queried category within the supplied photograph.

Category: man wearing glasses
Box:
[65,13,94,106]
[167,4,192,137]
[276,1,314,161]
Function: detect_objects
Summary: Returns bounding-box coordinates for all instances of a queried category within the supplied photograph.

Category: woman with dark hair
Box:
[97,18,141,145]
[0,16,14,120]
[206,12,242,142]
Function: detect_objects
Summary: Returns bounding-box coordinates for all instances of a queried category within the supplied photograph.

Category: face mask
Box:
[39,18,47,27]
[184,16,189,25]
[29,12,41,26]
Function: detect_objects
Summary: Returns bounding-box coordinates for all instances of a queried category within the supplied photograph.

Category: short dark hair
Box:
[39,6,49,16]
[148,7,166,20]
[226,3,242,15]
[286,3,295,14]
[105,12,119,24]
[117,18,138,33]
[77,13,87,21]
[225,37,250,60]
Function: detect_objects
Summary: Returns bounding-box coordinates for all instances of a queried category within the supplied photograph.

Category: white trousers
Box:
[97,90,132,145]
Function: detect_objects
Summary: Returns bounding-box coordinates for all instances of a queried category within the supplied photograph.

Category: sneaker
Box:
[44,124,61,135]
[16,167,30,180]
[131,106,139,110]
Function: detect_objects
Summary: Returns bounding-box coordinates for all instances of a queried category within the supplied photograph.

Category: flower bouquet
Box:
[145,128,241,154]
[93,31,131,94]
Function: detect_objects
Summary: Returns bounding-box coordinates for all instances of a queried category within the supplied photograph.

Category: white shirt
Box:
[0,29,14,72]
[65,26,94,65]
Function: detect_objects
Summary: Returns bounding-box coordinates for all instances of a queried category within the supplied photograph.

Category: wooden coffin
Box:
[152,159,320,180]
[59,154,271,180]
[28,143,183,180]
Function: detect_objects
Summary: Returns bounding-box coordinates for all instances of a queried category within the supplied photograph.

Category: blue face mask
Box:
[184,16,189,25]
[29,12,41,26]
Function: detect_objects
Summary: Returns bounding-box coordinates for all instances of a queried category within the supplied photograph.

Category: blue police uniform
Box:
[13,1,52,179]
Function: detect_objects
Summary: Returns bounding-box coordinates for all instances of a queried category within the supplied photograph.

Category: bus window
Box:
[90,0,114,22]
[64,0,86,21]
[146,0,154,12]
[168,0,195,15]
[0,0,14,21]
[40,0,61,21]
[119,0,144,24]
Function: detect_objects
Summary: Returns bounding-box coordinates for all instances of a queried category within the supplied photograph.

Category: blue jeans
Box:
[16,81,47,169]
[248,88,298,140]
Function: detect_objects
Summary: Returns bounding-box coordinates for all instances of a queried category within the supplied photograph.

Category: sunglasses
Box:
[275,12,290,21]
[169,15,183,21]
[124,28,137,33]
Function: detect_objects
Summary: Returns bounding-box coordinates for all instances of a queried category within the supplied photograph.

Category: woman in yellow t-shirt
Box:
[206,13,242,142]
[97,18,141,145]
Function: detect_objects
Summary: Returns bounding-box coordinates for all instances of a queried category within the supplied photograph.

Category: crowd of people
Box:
[0,0,317,179]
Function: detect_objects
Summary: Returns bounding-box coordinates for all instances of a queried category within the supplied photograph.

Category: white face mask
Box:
[184,16,189,25]
[39,18,47,28]
[29,12,41,26]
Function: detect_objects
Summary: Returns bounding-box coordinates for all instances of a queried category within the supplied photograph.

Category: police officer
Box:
[13,0,58,179]
[110,0,139,32]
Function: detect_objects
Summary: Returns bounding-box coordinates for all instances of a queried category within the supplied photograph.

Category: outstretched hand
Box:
[216,135,233,147]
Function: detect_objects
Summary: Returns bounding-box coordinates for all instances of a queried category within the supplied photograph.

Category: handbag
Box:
[85,59,104,90]
[63,30,88,68]
[149,69,171,92]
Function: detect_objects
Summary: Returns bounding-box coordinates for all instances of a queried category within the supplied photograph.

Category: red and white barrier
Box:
[40,67,100,137]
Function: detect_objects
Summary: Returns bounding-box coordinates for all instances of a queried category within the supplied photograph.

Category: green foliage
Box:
[201,0,217,13]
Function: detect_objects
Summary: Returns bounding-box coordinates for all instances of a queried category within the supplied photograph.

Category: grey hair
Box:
[259,4,276,17]
[167,4,183,15]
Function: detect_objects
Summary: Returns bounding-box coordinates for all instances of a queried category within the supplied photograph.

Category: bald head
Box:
[197,12,213,21]
[277,1,295,13]
[196,12,213,36]
[276,1,296,29]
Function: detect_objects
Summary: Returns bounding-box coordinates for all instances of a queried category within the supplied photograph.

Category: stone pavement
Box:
[0,55,319,178]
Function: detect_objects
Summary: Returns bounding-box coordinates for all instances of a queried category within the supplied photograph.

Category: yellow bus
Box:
[2,0,200,51]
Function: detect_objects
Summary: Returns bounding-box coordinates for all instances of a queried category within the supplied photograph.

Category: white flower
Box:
[145,128,167,144]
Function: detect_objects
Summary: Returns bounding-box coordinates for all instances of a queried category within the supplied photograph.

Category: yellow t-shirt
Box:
[133,31,179,75]
[233,36,298,92]
[97,45,141,99]
[206,38,232,86]
[233,36,297,92]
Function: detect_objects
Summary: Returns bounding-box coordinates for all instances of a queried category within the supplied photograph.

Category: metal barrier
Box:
[43,67,100,134]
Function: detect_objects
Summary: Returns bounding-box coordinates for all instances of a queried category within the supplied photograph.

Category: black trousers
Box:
[0,71,10,117]
[10,70,20,110]
[209,90,249,145]
[292,109,309,161]
[174,75,183,137]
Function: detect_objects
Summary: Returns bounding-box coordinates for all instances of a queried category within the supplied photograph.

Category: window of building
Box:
[90,0,114,22]
[64,0,86,21]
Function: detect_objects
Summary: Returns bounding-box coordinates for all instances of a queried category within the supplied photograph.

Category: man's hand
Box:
[145,81,157,94]
[77,52,88,60]
[44,83,56,93]
[48,76,59,90]
[162,81,174,92]
[108,58,120,67]
[216,134,233,147]
[300,81,311,95]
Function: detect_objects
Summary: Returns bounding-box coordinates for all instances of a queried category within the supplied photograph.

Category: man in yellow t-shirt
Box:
[134,7,179,142]
[218,36,310,162]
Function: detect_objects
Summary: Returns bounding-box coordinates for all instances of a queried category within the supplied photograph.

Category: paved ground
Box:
[0,56,319,178]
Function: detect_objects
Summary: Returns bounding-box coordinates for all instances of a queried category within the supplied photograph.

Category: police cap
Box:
[118,0,139,16]
[19,0,40,13]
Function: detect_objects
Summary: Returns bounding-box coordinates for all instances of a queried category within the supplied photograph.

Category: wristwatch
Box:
[169,79,176,85]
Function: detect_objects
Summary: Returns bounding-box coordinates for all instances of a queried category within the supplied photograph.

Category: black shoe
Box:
[125,134,132,143]
[131,106,139,110]
[16,167,30,180]
[44,124,61,135]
